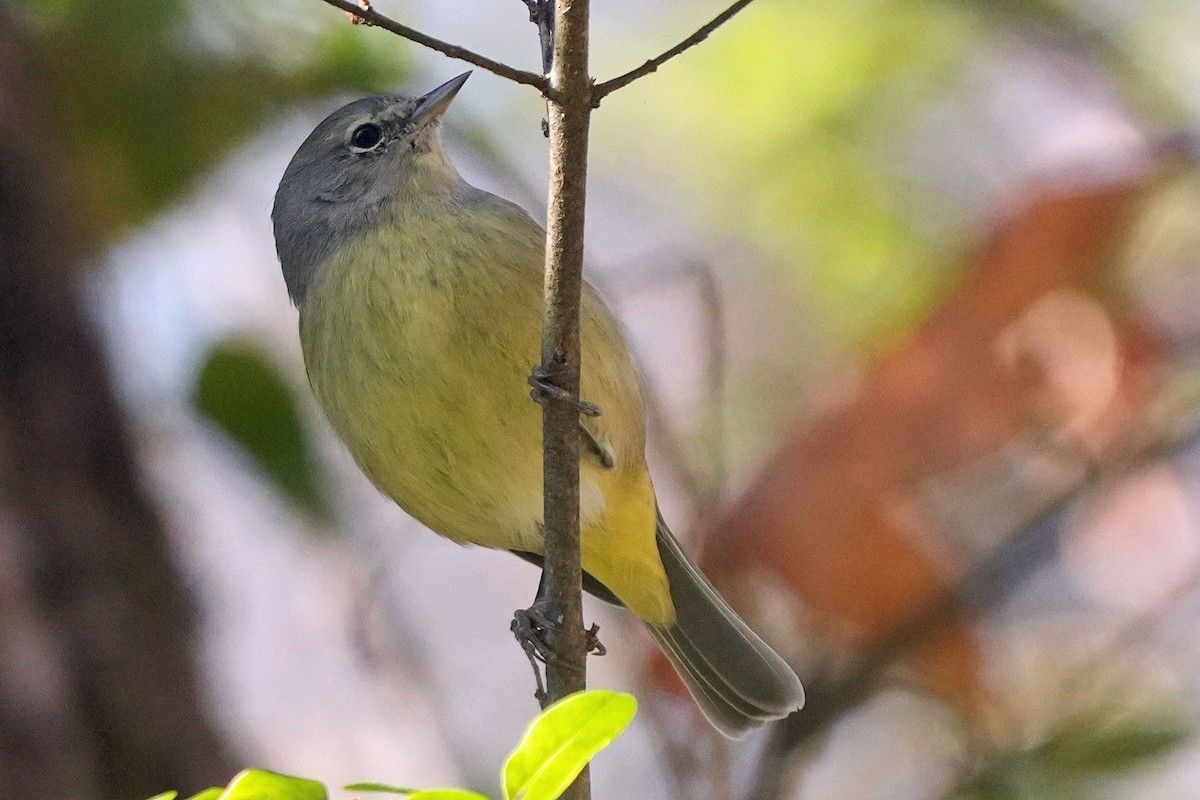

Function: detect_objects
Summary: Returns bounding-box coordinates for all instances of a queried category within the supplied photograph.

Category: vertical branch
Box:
[510,3,596,796]
[539,0,592,699]
[538,18,593,800]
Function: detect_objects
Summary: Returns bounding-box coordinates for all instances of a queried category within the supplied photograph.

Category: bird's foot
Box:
[528,365,602,417]
[511,605,556,663]
[511,604,605,703]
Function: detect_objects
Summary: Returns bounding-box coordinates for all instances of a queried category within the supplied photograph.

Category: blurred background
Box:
[4,0,1200,798]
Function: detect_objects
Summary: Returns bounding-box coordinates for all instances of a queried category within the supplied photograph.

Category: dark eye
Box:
[350,123,383,150]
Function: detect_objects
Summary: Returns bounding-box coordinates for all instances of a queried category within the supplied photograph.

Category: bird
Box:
[271,72,803,736]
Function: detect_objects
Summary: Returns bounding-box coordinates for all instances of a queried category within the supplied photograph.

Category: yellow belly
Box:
[298,217,673,624]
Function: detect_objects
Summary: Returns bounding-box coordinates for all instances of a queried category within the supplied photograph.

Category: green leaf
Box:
[218,769,328,800]
[502,690,637,800]
[194,340,332,523]
[183,791,224,800]
[146,793,178,800]
[1041,722,1190,774]
[344,785,489,800]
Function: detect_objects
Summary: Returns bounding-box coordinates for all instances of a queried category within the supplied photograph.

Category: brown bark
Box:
[0,7,234,798]
[536,1,594,799]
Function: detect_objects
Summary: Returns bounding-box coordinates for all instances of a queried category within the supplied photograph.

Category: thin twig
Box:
[592,0,759,102]
[316,0,550,94]
[521,0,555,136]
[522,0,555,75]
[605,258,731,517]
[638,691,733,800]
[694,262,728,505]
[602,257,734,512]
[640,368,715,510]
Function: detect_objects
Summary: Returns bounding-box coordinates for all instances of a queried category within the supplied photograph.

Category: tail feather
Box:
[647,512,804,737]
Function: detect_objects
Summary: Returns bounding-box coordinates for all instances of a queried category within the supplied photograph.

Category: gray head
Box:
[272,73,470,303]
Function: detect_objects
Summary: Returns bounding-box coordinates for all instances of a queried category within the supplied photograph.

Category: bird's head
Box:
[272,72,471,303]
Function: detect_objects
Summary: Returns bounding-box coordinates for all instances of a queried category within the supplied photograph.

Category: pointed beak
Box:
[411,72,471,129]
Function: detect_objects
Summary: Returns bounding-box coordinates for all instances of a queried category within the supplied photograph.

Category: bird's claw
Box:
[584,623,606,657]
[528,365,602,417]
[511,605,606,703]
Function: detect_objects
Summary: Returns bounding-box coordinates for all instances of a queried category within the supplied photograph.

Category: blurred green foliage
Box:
[605,0,1196,350]
[955,716,1189,799]
[19,0,411,236]
[607,0,978,345]
[194,341,332,521]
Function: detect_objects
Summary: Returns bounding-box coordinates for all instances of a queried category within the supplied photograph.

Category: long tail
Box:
[644,512,805,737]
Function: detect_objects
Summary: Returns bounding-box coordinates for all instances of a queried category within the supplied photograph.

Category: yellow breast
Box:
[298,200,673,623]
